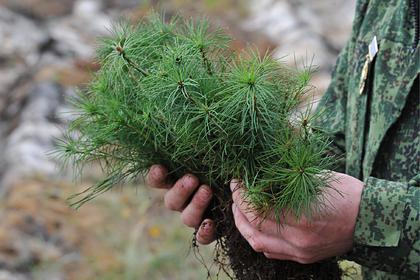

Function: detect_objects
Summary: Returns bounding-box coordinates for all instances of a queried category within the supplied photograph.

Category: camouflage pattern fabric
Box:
[317,0,419,278]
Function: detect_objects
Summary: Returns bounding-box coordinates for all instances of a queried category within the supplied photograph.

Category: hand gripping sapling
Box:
[53,10,343,280]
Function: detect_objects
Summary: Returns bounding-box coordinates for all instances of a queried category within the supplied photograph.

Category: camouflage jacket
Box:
[318,0,419,279]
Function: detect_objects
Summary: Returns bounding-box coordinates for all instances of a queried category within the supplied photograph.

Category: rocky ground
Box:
[0,0,357,279]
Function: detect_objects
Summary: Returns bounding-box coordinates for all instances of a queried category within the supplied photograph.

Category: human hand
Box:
[231,172,363,264]
[147,164,216,244]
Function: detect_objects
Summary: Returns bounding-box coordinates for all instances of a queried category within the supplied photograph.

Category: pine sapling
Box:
[52,10,342,280]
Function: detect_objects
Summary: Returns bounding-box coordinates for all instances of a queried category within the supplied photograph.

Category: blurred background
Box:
[0,0,358,279]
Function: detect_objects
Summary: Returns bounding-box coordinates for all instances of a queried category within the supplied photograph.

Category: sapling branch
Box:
[116,45,150,77]
[201,49,213,76]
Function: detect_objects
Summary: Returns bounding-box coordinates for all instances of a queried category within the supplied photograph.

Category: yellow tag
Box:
[359,55,370,94]
[359,36,378,95]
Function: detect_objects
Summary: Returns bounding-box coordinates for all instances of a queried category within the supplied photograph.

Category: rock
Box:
[0,0,108,190]
[103,0,145,9]
[0,7,44,94]
[294,0,357,50]
[46,0,114,61]
[0,79,68,190]
[22,80,64,122]
[242,0,358,93]
[0,270,31,280]
[0,0,75,19]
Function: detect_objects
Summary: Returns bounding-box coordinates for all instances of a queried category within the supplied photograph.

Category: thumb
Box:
[147,164,170,189]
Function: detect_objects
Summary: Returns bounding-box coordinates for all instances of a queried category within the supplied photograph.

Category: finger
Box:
[233,202,323,263]
[264,252,290,260]
[230,180,263,219]
[147,164,171,189]
[164,174,199,211]
[230,179,248,212]
[232,202,301,261]
[232,202,269,252]
[181,185,213,227]
[230,180,274,232]
[196,219,216,245]
[264,251,323,264]
[263,252,303,262]
[230,180,301,236]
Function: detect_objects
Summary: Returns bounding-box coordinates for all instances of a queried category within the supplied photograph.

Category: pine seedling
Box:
[51,10,342,279]
[53,9,338,222]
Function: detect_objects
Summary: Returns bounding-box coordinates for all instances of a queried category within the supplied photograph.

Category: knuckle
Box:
[295,239,313,251]
[164,199,182,211]
[290,234,314,251]
[291,245,317,264]
[180,212,199,228]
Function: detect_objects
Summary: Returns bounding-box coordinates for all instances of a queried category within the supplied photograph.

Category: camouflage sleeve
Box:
[347,176,420,278]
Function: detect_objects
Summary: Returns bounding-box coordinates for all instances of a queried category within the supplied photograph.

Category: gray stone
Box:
[242,0,358,93]
[0,7,44,94]
[0,80,67,189]
[0,270,32,280]
[0,0,76,19]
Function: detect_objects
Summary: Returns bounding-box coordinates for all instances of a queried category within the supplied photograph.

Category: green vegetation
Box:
[53,10,337,223]
[51,9,340,279]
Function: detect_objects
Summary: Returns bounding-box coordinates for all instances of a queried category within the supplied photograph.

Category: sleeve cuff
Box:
[347,176,419,277]
[353,176,407,246]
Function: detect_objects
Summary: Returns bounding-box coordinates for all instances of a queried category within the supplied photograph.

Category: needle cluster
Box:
[53,10,338,225]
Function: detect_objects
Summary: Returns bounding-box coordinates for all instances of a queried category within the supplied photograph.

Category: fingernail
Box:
[183,175,194,189]
[198,187,210,201]
[202,222,214,234]
[154,166,163,178]
[230,179,238,192]
[232,202,236,214]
